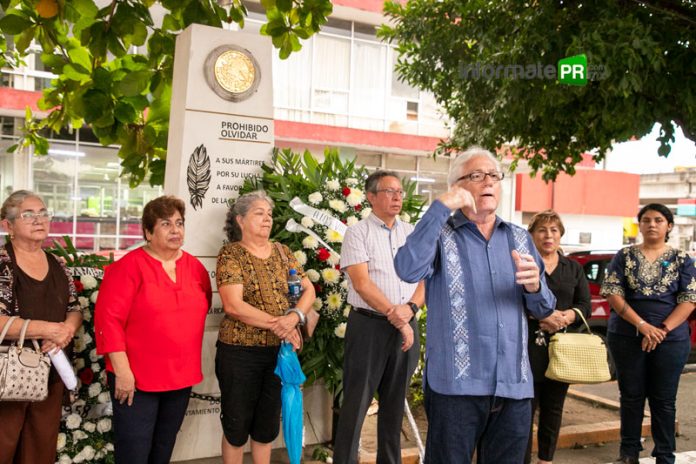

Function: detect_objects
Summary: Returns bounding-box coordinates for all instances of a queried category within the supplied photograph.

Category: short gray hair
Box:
[447,146,501,186]
[224,190,274,242]
[365,170,400,193]
[1,190,44,221]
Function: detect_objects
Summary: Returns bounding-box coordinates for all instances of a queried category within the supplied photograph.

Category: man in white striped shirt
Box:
[333,171,425,464]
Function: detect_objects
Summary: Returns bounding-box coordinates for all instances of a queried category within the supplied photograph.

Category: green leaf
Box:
[0,12,33,35]
[117,70,151,96]
[114,100,137,123]
[67,46,92,71]
[62,63,91,83]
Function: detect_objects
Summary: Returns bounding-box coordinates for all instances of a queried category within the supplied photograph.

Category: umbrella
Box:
[275,341,307,464]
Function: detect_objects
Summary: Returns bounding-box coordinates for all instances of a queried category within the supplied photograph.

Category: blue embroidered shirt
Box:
[394,201,556,399]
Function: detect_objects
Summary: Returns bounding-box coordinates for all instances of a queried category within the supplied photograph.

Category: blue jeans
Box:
[107,372,191,464]
[424,380,532,464]
[608,333,690,464]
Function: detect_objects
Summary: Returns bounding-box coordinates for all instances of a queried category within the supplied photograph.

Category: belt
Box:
[353,307,388,320]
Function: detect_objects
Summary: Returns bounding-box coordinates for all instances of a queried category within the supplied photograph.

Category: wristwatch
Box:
[407,301,419,316]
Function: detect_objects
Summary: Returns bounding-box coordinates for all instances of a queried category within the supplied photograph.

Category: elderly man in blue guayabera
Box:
[394,146,559,464]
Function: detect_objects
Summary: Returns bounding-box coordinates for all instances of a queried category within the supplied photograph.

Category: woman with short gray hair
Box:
[0,190,82,464]
[215,190,315,464]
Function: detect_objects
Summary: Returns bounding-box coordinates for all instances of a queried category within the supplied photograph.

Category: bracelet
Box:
[637,320,646,328]
[660,323,671,333]
[407,301,419,315]
[285,308,306,326]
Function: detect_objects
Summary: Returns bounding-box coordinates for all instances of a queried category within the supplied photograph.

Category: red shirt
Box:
[95,247,212,391]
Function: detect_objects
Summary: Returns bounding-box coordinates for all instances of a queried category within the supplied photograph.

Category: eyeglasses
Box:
[457,170,505,183]
[14,210,53,223]
[375,189,405,198]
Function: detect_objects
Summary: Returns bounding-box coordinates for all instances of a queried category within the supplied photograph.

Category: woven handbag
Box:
[0,316,52,402]
[545,308,611,384]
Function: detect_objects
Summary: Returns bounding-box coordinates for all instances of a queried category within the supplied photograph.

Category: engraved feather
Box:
[187,144,211,211]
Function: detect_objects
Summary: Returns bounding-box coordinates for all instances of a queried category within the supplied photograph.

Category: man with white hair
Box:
[394,147,558,463]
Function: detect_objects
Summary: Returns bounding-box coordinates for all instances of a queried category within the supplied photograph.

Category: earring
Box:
[8,233,13,240]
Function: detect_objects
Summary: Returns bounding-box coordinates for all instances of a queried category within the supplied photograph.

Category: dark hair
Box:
[637,203,674,242]
[527,209,566,236]
[224,190,274,242]
[141,196,186,240]
[1,190,43,221]
[365,170,400,194]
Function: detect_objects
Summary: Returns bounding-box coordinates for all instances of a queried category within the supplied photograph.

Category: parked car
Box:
[566,250,696,368]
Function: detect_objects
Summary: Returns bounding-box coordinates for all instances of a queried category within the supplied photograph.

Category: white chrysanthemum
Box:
[89,291,99,304]
[81,446,95,461]
[400,212,411,223]
[72,430,87,442]
[83,422,96,432]
[58,455,72,464]
[82,332,93,346]
[340,279,349,290]
[302,236,318,250]
[334,322,347,338]
[328,199,347,213]
[346,189,364,207]
[97,418,112,433]
[327,252,340,267]
[300,216,315,228]
[321,268,340,285]
[346,216,359,227]
[306,269,320,283]
[325,229,343,243]
[343,305,352,317]
[326,179,340,191]
[73,337,85,354]
[65,413,82,430]
[360,207,372,219]
[74,358,85,370]
[346,178,358,186]
[312,298,322,310]
[293,250,307,266]
[57,433,67,451]
[88,382,101,398]
[95,450,106,461]
[82,309,92,322]
[326,292,343,310]
[89,348,99,362]
[106,443,114,452]
[308,192,323,205]
[80,275,98,290]
[78,296,89,309]
[91,362,100,373]
[97,392,110,404]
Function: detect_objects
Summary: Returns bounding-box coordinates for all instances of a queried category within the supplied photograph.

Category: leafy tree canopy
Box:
[0,0,332,187]
[379,1,696,180]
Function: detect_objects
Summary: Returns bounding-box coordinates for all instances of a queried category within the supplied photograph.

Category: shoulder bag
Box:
[274,242,320,340]
[545,308,611,384]
[0,316,52,401]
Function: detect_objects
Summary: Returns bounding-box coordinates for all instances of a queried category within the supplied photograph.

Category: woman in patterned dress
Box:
[215,190,315,464]
[601,203,696,464]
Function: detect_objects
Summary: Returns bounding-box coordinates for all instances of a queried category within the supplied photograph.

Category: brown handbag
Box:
[0,316,52,402]
[274,242,320,340]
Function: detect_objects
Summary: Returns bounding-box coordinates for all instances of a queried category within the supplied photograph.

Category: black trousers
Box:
[524,378,569,463]
[333,310,419,464]
[107,372,191,464]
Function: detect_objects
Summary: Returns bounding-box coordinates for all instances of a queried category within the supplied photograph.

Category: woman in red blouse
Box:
[95,196,212,464]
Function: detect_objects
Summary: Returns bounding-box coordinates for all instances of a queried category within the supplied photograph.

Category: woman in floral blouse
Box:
[601,203,696,464]
[215,190,315,464]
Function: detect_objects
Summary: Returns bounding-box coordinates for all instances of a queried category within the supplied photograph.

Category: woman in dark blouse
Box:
[525,210,591,464]
[601,203,696,464]
[0,190,82,464]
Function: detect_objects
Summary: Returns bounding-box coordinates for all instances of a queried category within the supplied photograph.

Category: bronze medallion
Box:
[205,45,261,102]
